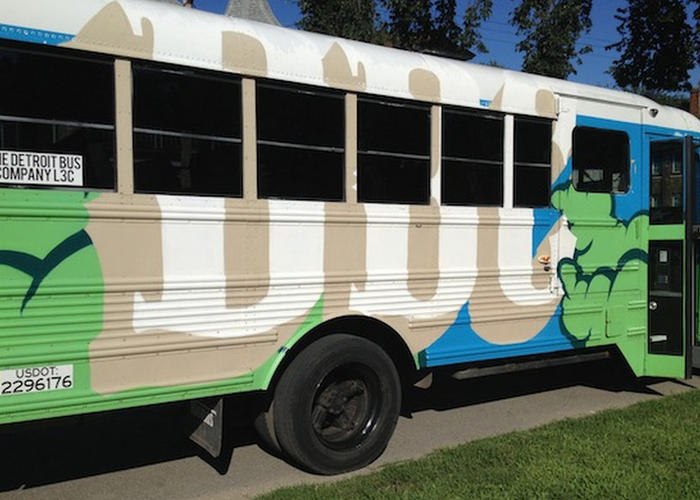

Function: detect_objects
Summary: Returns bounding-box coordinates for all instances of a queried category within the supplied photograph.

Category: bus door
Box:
[689,137,700,373]
[645,135,699,378]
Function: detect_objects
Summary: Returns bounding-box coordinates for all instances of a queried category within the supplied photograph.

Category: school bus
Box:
[1,0,698,474]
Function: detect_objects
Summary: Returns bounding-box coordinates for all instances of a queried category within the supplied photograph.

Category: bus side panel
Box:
[554,111,647,377]
[0,190,106,422]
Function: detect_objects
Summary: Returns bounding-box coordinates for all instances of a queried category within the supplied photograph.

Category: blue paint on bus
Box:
[421,302,574,368]
[0,23,74,46]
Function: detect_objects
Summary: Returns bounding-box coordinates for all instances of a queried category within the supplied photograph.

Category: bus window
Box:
[257,82,344,202]
[441,108,503,206]
[572,126,629,194]
[132,62,242,197]
[514,117,552,207]
[0,43,115,190]
[357,97,430,205]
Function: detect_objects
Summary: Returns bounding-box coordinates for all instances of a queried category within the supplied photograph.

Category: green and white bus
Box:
[1,0,699,474]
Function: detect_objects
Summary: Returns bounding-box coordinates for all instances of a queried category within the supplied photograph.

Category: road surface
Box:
[1,358,698,499]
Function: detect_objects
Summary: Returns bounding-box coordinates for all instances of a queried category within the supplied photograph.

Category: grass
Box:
[258,389,700,499]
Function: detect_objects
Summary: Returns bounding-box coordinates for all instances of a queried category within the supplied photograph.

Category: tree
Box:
[381,0,492,58]
[297,0,378,43]
[462,0,493,55]
[693,1,700,67]
[296,1,493,59]
[381,0,434,51]
[607,0,694,92]
[432,0,463,54]
[510,0,592,79]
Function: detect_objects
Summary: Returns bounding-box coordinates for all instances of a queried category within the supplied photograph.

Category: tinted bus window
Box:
[132,62,242,197]
[358,97,430,205]
[514,117,552,207]
[442,109,503,206]
[572,126,629,194]
[0,43,115,190]
[257,82,344,201]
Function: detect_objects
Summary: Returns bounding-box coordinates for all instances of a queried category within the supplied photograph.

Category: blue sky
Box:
[194,0,699,90]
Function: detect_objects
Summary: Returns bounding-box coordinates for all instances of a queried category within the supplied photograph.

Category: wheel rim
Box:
[310,363,381,451]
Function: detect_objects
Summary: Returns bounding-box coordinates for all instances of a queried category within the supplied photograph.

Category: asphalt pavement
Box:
[1,358,698,500]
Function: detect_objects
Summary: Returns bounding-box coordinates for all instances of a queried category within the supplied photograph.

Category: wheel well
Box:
[266,315,418,394]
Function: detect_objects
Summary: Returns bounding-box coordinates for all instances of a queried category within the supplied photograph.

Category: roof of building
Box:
[225,0,280,25]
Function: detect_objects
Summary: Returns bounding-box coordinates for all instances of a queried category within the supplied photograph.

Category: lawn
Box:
[258,389,700,499]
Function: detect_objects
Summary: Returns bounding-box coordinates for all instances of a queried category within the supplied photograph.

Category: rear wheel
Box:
[272,334,401,475]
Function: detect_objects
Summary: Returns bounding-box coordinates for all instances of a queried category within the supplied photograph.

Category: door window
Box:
[650,140,683,225]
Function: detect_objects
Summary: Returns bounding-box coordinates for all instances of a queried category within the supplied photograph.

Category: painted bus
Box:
[1,0,699,475]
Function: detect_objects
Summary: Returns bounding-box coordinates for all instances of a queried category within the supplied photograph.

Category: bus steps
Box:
[451,351,611,381]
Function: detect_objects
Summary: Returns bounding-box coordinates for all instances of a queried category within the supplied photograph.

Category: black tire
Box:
[253,401,281,455]
[272,334,401,475]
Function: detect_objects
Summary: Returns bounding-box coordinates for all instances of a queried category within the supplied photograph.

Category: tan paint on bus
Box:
[222,32,268,77]
[535,89,557,119]
[323,203,368,313]
[489,86,505,111]
[225,79,271,308]
[407,206,440,301]
[345,93,359,204]
[64,1,154,60]
[409,69,440,103]
[470,207,558,344]
[322,52,367,305]
[224,200,271,308]
[87,305,318,394]
[406,71,441,301]
[86,194,165,392]
[322,42,367,92]
[551,143,568,183]
[115,59,135,194]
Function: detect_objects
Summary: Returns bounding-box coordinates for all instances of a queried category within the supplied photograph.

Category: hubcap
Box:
[310,364,380,450]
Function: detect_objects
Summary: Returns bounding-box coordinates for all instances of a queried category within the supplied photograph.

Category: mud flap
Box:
[187,398,223,458]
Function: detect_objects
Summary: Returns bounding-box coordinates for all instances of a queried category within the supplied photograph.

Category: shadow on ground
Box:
[405,356,658,415]
[0,356,671,492]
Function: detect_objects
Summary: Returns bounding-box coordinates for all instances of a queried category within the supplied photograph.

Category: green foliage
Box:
[381,0,434,51]
[607,0,695,92]
[259,390,700,500]
[432,0,462,54]
[461,0,493,55]
[296,1,493,58]
[381,0,492,57]
[296,0,379,43]
[510,0,592,79]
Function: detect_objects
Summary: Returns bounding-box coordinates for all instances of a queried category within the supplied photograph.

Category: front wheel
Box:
[272,334,401,475]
